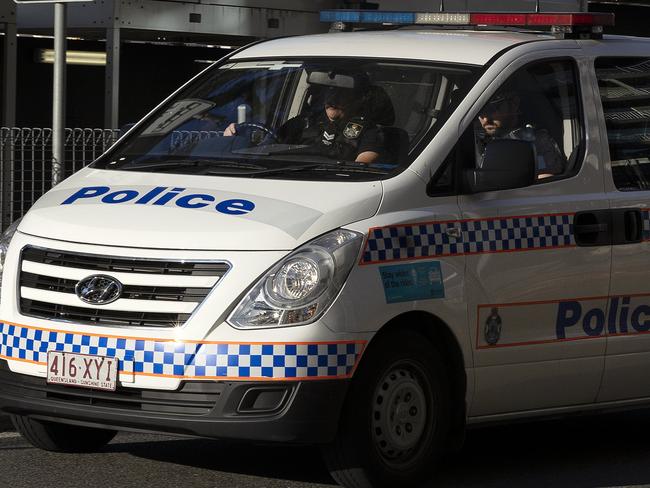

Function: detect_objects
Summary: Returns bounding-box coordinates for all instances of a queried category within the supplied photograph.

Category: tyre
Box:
[11,415,117,452]
[323,329,451,488]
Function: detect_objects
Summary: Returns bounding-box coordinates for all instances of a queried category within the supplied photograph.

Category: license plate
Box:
[47,351,118,391]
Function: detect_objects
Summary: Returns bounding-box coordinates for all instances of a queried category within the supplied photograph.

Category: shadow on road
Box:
[437,408,650,487]
[110,438,338,486]
[115,409,650,487]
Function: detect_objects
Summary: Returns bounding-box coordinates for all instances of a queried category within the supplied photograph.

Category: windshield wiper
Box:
[205,162,390,177]
[117,158,266,171]
[205,163,322,176]
[116,158,391,177]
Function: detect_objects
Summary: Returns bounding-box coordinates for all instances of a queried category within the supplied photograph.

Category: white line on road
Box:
[0,432,20,439]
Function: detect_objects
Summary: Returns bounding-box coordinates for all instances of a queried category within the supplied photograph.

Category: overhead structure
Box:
[16,1,340,44]
[16,0,340,129]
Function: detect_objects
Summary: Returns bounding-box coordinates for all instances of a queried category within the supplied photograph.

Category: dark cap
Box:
[324,87,356,109]
[485,89,518,107]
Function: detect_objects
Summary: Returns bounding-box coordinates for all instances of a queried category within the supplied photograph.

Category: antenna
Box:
[440,0,444,13]
[535,0,540,13]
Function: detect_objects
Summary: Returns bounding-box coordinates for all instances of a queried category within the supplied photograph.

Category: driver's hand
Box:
[223,123,237,137]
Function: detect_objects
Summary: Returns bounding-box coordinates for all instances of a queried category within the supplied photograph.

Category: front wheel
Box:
[322,330,451,488]
[11,415,117,452]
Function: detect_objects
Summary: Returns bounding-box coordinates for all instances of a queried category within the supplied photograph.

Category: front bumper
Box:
[0,360,348,443]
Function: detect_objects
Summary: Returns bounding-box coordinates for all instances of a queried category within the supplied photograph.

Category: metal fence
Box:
[170,130,222,152]
[0,128,120,230]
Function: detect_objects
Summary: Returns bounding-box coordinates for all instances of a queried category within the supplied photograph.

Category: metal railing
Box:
[170,130,222,152]
[0,128,121,230]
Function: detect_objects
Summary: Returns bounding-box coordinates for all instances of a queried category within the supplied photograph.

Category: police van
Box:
[1,10,649,488]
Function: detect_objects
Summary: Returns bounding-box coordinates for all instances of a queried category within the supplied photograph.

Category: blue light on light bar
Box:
[320,10,416,25]
[320,10,362,23]
[359,11,416,24]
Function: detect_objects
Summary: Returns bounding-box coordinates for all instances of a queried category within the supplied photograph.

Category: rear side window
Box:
[596,57,650,191]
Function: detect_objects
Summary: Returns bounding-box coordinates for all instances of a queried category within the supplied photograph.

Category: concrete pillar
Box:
[2,13,17,128]
[104,26,120,129]
[52,2,67,186]
[1,6,17,229]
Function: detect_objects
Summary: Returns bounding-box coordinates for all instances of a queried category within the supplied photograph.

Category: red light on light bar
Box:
[470,14,527,25]
[467,12,614,27]
[527,13,615,26]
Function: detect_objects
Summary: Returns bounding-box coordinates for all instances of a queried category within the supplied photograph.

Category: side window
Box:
[474,59,583,182]
[595,57,650,191]
[429,59,584,195]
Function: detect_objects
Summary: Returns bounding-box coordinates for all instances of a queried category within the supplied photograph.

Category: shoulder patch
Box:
[343,121,364,139]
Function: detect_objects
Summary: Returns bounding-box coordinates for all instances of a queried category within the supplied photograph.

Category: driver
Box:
[223,87,383,164]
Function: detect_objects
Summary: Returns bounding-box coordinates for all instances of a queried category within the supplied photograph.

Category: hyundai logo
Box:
[75,275,123,305]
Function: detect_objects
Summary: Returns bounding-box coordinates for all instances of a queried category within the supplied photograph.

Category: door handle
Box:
[574,223,608,234]
[624,210,642,242]
[612,208,643,245]
[574,210,612,247]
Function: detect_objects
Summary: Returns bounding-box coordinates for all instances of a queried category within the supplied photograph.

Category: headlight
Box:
[228,229,364,328]
[0,218,21,288]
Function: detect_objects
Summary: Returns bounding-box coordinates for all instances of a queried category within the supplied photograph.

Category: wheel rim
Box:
[371,361,430,467]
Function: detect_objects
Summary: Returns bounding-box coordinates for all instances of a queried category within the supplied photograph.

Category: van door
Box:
[459,55,610,417]
[593,55,650,402]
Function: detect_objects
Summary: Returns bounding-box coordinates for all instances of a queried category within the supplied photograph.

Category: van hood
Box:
[19,168,382,250]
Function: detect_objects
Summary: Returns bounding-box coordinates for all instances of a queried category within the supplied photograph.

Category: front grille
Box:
[21,273,211,302]
[21,247,229,276]
[0,363,224,415]
[19,246,229,328]
[20,299,192,328]
[45,382,224,415]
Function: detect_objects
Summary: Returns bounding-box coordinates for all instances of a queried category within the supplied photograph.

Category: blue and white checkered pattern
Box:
[362,214,574,264]
[0,322,364,380]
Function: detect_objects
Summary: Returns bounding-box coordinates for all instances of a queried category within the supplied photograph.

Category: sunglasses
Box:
[479,99,513,116]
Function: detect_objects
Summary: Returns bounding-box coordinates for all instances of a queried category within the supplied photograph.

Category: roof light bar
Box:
[320,10,615,28]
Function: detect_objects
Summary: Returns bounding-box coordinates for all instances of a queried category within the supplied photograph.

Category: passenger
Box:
[224,86,383,164]
[477,90,566,179]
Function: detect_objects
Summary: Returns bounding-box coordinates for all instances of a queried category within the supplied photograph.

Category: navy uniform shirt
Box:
[277,112,383,161]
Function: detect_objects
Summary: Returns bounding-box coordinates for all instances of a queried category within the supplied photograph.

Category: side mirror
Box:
[465,139,536,193]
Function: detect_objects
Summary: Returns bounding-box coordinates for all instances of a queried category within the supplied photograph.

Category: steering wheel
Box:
[236,122,279,144]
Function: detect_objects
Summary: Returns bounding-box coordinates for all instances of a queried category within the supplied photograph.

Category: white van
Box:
[1,10,649,488]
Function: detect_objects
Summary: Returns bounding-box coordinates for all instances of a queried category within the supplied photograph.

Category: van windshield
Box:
[93,58,478,181]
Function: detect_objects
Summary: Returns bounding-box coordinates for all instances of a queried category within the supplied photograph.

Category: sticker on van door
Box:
[379,262,444,303]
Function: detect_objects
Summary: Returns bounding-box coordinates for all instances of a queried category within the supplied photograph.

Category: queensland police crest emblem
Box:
[343,122,363,139]
[484,307,502,346]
